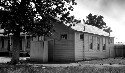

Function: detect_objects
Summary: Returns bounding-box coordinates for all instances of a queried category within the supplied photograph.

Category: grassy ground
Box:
[0,64,125,73]
[0,57,125,73]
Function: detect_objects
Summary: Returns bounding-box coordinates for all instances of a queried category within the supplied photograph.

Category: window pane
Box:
[60,34,67,39]
[80,34,84,39]
[102,38,106,50]
[110,39,112,43]
[108,38,110,44]
[97,37,100,50]
[90,36,93,49]
[90,43,93,49]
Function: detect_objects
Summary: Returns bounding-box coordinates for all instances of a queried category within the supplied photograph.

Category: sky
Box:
[71,0,125,43]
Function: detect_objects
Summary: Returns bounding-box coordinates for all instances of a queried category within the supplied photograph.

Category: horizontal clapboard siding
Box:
[52,40,74,62]
[84,34,89,51]
[84,51,109,59]
[46,22,75,62]
[84,36,114,59]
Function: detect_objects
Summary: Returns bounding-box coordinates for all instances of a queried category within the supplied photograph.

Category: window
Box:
[102,38,106,50]
[60,34,67,39]
[90,43,93,49]
[108,38,110,44]
[90,36,93,49]
[1,37,4,48]
[103,44,106,50]
[80,34,84,40]
[97,37,100,50]
[83,26,85,31]
[110,39,112,43]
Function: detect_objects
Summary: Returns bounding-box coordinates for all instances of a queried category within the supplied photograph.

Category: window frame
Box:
[80,33,84,40]
[89,36,93,50]
[60,33,68,40]
[110,39,112,43]
[102,38,106,50]
[97,37,100,50]
[108,38,110,44]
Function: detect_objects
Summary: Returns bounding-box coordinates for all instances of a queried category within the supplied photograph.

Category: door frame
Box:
[48,39,55,62]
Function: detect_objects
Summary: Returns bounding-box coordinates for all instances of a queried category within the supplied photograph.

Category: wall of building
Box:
[46,22,75,62]
[74,32,114,60]
[30,41,48,62]
[84,34,114,59]
[75,32,84,61]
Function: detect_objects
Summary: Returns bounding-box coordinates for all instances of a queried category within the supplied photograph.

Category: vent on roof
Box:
[83,26,85,31]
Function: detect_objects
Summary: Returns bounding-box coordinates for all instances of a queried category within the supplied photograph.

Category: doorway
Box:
[48,39,55,62]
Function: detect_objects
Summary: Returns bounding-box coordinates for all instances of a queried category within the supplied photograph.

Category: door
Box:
[48,39,54,62]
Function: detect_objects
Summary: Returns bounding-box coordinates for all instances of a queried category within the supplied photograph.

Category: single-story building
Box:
[30,22,114,62]
[0,33,31,56]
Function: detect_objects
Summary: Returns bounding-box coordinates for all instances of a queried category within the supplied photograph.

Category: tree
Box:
[103,27,112,36]
[85,13,107,29]
[0,0,79,64]
[85,13,112,35]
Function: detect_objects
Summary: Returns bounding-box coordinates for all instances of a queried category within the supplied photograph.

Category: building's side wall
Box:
[74,32,114,60]
[74,32,114,61]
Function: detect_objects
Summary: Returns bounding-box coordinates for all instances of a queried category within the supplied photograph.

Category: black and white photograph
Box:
[0,0,125,73]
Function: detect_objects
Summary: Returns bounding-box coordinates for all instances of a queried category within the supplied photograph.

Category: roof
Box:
[71,23,109,36]
[0,22,109,37]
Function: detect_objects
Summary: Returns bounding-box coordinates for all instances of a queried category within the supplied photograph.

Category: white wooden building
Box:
[30,22,114,62]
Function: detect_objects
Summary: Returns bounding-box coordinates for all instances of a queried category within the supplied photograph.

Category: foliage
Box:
[0,0,80,64]
[85,13,107,29]
[0,0,79,36]
[103,27,112,33]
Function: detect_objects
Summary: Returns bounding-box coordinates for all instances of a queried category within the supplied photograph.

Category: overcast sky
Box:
[71,0,125,43]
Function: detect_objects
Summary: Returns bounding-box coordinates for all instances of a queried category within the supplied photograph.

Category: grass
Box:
[0,64,125,73]
[78,57,125,65]
[1,57,125,73]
